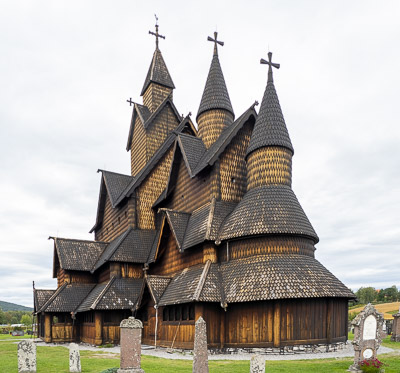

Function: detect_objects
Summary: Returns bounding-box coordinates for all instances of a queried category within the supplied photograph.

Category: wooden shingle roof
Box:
[34,289,55,313]
[218,185,319,243]
[141,48,175,96]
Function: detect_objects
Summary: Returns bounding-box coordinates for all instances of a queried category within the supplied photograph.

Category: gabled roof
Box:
[246,64,293,157]
[181,199,237,251]
[39,283,96,313]
[91,227,157,273]
[161,209,191,250]
[89,170,135,233]
[76,277,145,312]
[193,105,257,175]
[141,48,175,96]
[51,237,107,273]
[197,45,234,120]
[34,289,55,313]
[119,116,195,206]
[145,275,171,304]
[158,261,221,306]
[220,254,355,302]
[177,134,207,177]
[218,185,319,243]
[126,96,182,151]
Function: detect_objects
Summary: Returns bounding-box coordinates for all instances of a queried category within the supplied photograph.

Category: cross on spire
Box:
[260,51,280,82]
[126,97,134,106]
[207,31,224,56]
[149,15,165,49]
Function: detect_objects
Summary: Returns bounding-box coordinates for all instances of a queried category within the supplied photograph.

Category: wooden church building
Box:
[34,25,354,350]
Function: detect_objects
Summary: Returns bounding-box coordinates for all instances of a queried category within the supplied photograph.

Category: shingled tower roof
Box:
[246,52,293,156]
[197,32,234,120]
[140,22,175,96]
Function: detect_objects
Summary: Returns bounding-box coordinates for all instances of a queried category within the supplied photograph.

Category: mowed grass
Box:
[1,337,400,373]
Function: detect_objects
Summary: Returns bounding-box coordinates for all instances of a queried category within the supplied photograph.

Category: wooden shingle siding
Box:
[143,83,172,113]
[221,236,315,262]
[219,122,252,202]
[197,109,234,149]
[247,146,292,190]
[131,118,147,176]
[95,196,133,242]
[137,147,174,229]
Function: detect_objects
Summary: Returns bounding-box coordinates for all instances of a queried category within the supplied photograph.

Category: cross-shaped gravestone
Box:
[149,15,165,50]
[260,52,280,83]
[207,32,224,56]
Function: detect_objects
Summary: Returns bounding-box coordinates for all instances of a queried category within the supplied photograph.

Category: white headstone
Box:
[362,315,377,340]
[18,340,36,373]
[250,354,265,373]
[69,343,81,373]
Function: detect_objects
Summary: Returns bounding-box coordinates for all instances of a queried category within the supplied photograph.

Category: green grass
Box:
[0,333,32,340]
[1,338,400,373]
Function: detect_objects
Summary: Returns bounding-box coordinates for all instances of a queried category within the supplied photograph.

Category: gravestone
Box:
[391,308,400,342]
[193,316,208,373]
[18,340,36,373]
[118,317,144,373]
[348,303,384,372]
[250,354,265,373]
[69,343,81,372]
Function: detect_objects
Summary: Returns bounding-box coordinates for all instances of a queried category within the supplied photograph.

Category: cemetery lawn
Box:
[0,338,399,372]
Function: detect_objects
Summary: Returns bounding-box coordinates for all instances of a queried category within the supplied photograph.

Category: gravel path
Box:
[31,340,394,361]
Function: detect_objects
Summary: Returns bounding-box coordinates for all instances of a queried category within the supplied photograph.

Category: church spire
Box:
[246,51,293,157]
[197,32,234,148]
[140,20,175,110]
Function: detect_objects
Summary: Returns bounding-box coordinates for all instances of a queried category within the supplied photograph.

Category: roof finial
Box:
[260,51,280,83]
[207,31,224,56]
[149,14,165,50]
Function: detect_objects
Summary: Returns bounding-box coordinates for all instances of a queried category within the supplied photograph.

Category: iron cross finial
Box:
[260,51,280,82]
[126,98,134,106]
[149,15,165,49]
[207,31,224,56]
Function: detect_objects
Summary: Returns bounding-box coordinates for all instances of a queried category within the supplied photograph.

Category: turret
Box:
[197,32,234,148]
[246,52,293,190]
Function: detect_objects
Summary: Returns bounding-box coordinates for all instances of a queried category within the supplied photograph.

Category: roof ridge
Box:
[205,197,216,240]
[50,236,107,244]
[98,169,133,178]
[193,260,211,301]
[38,282,67,313]
[91,276,116,310]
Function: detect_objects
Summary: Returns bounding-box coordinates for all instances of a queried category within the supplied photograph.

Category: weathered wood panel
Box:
[51,324,74,342]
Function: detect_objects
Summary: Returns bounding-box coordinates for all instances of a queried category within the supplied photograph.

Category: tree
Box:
[20,314,32,327]
[355,287,377,304]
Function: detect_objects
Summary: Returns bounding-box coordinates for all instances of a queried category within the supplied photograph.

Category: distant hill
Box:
[0,300,33,312]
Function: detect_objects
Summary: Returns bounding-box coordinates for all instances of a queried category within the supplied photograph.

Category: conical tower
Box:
[197,32,234,148]
[141,23,175,112]
[246,52,294,190]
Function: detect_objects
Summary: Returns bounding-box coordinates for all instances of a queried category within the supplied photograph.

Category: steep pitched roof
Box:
[52,237,107,273]
[119,116,195,206]
[197,45,234,119]
[40,283,95,313]
[76,277,145,312]
[181,200,237,251]
[220,254,355,302]
[100,170,135,208]
[162,209,191,250]
[177,134,207,176]
[34,289,55,313]
[246,61,293,156]
[193,105,257,175]
[218,185,319,243]
[158,262,221,306]
[145,275,171,304]
[141,48,175,96]
[126,96,182,151]
[92,227,157,273]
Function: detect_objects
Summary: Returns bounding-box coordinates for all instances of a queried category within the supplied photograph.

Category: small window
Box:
[189,305,195,320]
[52,316,59,324]
[175,306,181,321]
[163,308,168,321]
[125,211,127,218]
[182,305,188,321]
[169,307,175,321]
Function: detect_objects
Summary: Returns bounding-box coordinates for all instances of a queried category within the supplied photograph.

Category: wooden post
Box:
[326,298,333,344]
[273,301,281,348]
[220,309,226,348]
[44,313,52,343]
[95,312,103,346]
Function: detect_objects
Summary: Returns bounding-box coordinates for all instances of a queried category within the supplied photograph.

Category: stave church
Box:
[34,23,354,350]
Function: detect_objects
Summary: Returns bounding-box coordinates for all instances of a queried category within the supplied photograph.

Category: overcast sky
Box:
[1,0,399,307]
